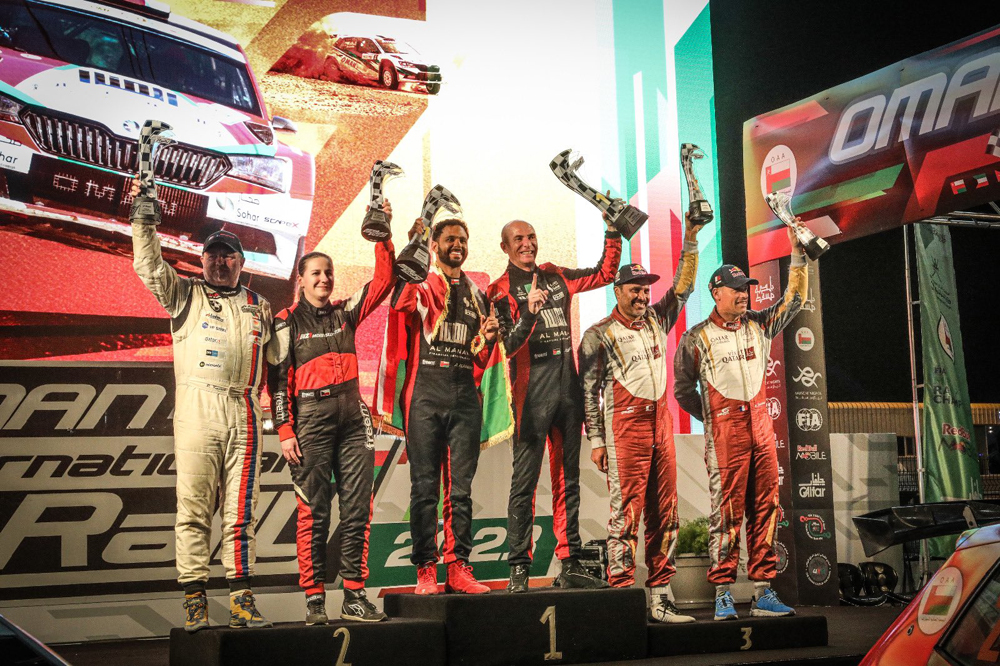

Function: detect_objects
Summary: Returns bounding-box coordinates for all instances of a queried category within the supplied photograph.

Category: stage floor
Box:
[51,604,902,666]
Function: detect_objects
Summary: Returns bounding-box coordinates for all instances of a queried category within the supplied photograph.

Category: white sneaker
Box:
[651,594,696,624]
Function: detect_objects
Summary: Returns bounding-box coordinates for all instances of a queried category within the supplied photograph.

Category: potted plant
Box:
[672,517,716,606]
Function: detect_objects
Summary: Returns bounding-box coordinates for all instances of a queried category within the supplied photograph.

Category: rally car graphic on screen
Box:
[0,0,315,308]
[324,34,441,94]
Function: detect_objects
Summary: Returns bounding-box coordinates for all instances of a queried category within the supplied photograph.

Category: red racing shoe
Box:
[415,563,440,595]
[445,561,489,594]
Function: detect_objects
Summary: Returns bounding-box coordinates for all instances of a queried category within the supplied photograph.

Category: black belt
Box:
[297,379,359,402]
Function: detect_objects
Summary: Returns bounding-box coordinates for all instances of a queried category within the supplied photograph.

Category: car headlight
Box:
[0,93,24,124]
[228,155,289,192]
[398,61,416,68]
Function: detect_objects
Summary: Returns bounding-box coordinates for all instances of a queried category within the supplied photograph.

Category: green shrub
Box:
[676,517,710,556]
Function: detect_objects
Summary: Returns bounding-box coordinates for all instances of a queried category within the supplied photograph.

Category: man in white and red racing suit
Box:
[578,214,701,623]
[133,214,272,631]
[673,232,807,620]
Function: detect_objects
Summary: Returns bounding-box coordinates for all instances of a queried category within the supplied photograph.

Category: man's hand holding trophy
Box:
[395,184,462,283]
[549,149,648,239]
[764,191,830,260]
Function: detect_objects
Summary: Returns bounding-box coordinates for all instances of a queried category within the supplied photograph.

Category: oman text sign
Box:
[743,24,1000,266]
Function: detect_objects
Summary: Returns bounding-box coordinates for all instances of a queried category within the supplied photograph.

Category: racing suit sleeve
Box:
[578,325,607,446]
[267,311,296,441]
[345,240,397,329]
[131,221,192,318]
[673,330,704,422]
[748,253,808,339]
[472,289,497,369]
[550,231,623,295]
[490,290,538,356]
[650,240,699,332]
[390,279,422,314]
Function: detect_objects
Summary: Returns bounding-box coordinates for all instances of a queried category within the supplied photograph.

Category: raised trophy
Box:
[764,191,830,260]
[130,119,174,224]
[361,159,405,242]
[394,184,462,283]
[549,149,648,239]
[680,143,714,225]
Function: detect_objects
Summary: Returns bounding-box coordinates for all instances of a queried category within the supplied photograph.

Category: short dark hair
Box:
[297,251,332,276]
[432,218,469,242]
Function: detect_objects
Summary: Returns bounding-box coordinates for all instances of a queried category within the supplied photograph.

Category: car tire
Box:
[380,64,399,90]
[426,83,441,95]
[322,55,342,81]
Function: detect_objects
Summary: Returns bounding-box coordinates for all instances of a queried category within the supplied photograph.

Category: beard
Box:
[437,246,466,269]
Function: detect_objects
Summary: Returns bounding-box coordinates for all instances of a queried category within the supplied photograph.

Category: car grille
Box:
[20,108,230,190]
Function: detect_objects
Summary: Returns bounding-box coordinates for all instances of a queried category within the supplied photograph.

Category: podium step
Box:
[647,610,828,657]
[384,588,647,666]
[168,618,445,666]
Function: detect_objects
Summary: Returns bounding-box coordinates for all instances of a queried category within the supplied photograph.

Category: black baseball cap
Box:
[709,264,758,290]
[203,229,244,256]
[614,263,660,287]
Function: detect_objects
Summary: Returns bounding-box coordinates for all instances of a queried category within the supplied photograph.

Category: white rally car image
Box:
[0,0,314,310]
[323,34,441,94]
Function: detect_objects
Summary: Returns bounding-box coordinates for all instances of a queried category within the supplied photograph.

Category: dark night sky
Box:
[709,0,1000,403]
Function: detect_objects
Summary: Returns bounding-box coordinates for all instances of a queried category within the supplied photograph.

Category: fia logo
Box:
[756,276,776,304]
[766,357,782,378]
[766,397,782,419]
[796,408,823,431]
[793,366,822,387]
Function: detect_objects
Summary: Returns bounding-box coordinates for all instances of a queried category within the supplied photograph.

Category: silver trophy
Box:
[130,119,174,225]
[549,149,648,239]
[680,143,714,225]
[764,192,830,260]
[394,184,462,283]
[361,160,405,242]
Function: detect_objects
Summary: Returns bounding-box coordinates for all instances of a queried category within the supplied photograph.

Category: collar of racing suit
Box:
[709,307,743,331]
[611,306,646,330]
[204,281,241,297]
[297,296,336,317]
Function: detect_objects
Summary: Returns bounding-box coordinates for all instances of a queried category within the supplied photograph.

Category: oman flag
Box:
[765,161,791,193]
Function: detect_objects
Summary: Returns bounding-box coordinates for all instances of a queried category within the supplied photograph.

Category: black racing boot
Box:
[507,564,530,593]
[305,593,328,625]
[341,588,388,623]
[555,558,610,589]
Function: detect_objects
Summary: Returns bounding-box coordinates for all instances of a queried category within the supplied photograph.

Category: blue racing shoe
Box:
[750,587,795,617]
[714,590,738,621]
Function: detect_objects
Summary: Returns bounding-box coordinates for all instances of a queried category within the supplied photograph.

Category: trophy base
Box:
[394,259,428,284]
[688,200,714,225]
[612,205,649,240]
[129,196,162,225]
[804,235,830,261]
[362,210,391,242]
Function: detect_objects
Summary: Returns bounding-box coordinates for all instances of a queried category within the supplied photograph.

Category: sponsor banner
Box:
[792,508,838,604]
[743,24,1000,266]
[749,260,797,603]
[916,224,981,558]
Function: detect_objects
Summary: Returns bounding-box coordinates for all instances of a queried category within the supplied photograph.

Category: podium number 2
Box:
[741,626,753,650]
[540,605,563,660]
[334,627,352,666]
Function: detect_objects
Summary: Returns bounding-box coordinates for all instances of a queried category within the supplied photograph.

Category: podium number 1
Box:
[540,605,563,660]
[334,627,352,666]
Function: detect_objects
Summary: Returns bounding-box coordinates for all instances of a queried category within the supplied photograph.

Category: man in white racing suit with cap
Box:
[132,183,273,632]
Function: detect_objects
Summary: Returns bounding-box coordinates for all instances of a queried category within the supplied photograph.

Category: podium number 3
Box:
[334,627,352,666]
[741,626,753,650]
[540,605,563,660]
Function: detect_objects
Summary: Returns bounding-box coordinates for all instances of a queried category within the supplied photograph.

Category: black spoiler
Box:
[853,500,1000,557]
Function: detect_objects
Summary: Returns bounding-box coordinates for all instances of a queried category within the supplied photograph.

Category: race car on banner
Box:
[0,0,314,311]
[856,501,1000,666]
[323,34,442,94]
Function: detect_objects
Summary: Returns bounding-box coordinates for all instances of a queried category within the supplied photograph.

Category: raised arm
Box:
[132,219,191,317]
[549,231,623,295]
[673,330,704,422]
[345,239,398,328]
[650,240,699,331]
[748,253,808,339]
